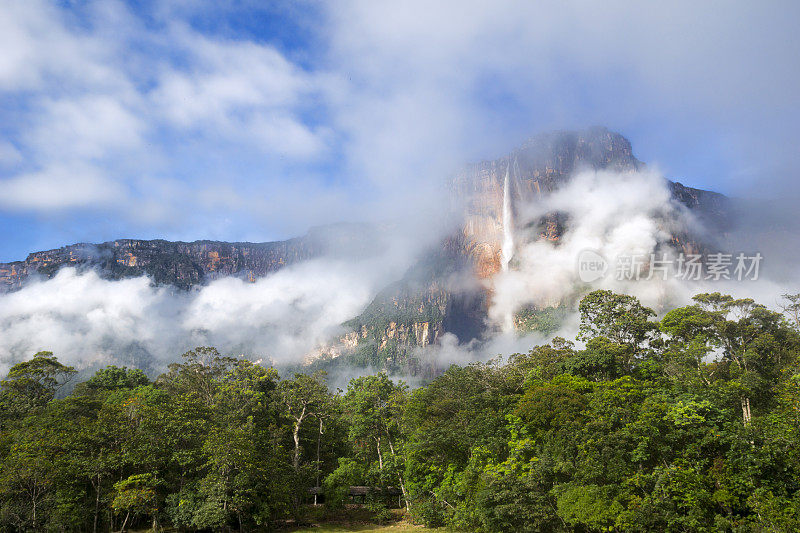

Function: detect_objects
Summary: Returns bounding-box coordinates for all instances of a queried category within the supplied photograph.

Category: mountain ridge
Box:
[0,222,385,292]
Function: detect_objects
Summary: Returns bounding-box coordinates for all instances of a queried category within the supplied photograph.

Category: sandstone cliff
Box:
[0,223,381,292]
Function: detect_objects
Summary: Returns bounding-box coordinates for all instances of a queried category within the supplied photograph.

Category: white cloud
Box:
[29,95,146,161]
[182,259,377,360]
[0,165,126,210]
[246,113,329,158]
[153,33,307,125]
[326,0,800,192]
[0,257,380,375]
[0,1,118,91]
[149,26,329,157]
[0,269,176,374]
[2,0,796,237]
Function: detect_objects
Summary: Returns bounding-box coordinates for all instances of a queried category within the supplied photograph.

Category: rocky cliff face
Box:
[668,180,730,231]
[0,239,312,292]
[0,223,382,292]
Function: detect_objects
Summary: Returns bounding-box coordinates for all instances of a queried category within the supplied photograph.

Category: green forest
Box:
[3,290,800,532]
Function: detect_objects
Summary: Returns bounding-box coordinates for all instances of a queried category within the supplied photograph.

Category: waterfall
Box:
[500,161,515,333]
[501,162,514,272]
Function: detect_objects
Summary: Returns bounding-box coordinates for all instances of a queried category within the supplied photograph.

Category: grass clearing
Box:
[285,522,442,532]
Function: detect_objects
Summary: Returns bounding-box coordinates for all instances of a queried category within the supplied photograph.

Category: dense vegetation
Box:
[2,290,800,532]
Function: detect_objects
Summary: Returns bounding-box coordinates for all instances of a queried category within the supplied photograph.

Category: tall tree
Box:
[0,352,76,420]
[344,373,410,510]
[279,372,331,474]
[578,290,658,350]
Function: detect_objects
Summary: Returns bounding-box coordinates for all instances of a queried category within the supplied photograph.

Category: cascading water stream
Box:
[500,161,515,332]
[501,163,514,272]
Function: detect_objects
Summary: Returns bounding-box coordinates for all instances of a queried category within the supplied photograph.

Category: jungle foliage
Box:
[2,290,800,532]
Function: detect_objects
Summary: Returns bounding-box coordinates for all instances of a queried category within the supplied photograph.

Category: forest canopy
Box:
[2,290,800,532]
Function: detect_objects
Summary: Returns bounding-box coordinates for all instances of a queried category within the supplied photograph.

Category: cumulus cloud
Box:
[0,165,126,211]
[29,95,146,161]
[0,0,122,92]
[488,167,798,330]
[180,258,382,361]
[0,0,336,231]
[0,269,178,374]
[1,163,795,378]
[151,26,329,157]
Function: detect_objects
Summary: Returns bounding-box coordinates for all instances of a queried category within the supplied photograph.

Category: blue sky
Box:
[1,0,799,262]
